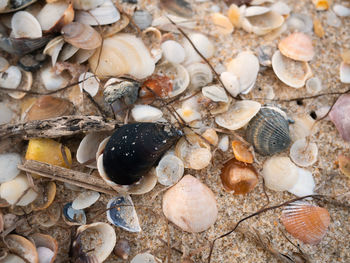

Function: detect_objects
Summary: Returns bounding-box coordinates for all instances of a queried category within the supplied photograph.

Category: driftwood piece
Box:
[18,160,118,195]
[0,115,119,139]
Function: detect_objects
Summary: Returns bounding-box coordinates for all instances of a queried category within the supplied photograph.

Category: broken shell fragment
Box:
[62,22,102,50]
[215,100,261,130]
[262,156,299,191]
[30,233,58,263]
[211,13,234,35]
[329,94,350,141]
[11,11,42,38]
[281,202,330,244]
[41,65,69,91]
[312,0,330,11]
[35,202,61,228]
[287,13,313,33]
[288,168,315,197]
[182,33,215,65]
[161,40,185,64]
[43,36,65,66]
[202,85,228,103]
[0,153,21,183]
[72,191,100,210]
[220,71,240,97]
[131,253,158,263]
[242,10,284,35]
[133,10,153,30]
[290,138,318,167]
[107,195,141,232]
[340,62,350,84]
[278,32,314,62]
[232,140,253,163]
[31,181,56,211]
[290,114,316,141]
[338,155,350,178]
[202,128,219,146]
[5,234,38,263]
[156,154,184,186]
[220,158,258,194]
[218,135,229,151]
[131,105,163,122]
[306,76,322,94]
[187,62,213,90]
[78,72,100,97]
[114,239,130,260]
[63,202,86,225]
[104,79,139,105]
[162,175,218,232]
[73,0,104,10]
[333,4,350,17]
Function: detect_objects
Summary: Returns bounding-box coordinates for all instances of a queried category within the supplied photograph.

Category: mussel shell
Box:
[0,0,37,14]
[246,107,291,156]
[0,35,53,55]
[103,123,182,185]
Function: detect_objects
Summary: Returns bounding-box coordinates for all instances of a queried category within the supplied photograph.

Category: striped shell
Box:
[246,107,291,156]
[281,202,330,245]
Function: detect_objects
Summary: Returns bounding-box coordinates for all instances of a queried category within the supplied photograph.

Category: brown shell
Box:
[281,202,330,245]
[220,158,258,195]
[30,233,58,263]
[62,22,102,50]
[31,181,56,211]
[5,234,39,263]
[26,95,73,121]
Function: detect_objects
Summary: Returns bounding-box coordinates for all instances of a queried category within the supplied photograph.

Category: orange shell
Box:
[278,32,314,62]
[140,75,173,103]
[231,140,253,164]
[281,202,330,245]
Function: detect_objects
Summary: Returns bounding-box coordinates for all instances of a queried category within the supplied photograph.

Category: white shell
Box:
[131,105,163,122]
[1,254,26,263]
[156,154,184,186]
[271,2,291,16]
[220,71,240,97]
[326,10,341,27]
[131,253,158,263]
[8,70,32,100]
[0,66,22,90]
[161,40,185,64]
[0,153,21,183]
[288,168,315,197]
[290,115,316,141]
[333,4,350,17]
[287,13,313,33]
[151,15,196,32]
[202,85,228,102]
[73,0,104,10]
[162,175,218,232]
[244,6,270,17]
[11,11,42,38]
[73,48,96,64]
[75,0,120,26]
[340,62,350,84]
[0,56,9,72]
[36,1,72,31]
[290,138,318,167]
[72,191,100,210]
[58,44,79,62]
[187,62,213,89]
[215,100,261,130]
[262,156,299,191]
[306,76,323,94]
[187,148,212,170]
[37,247,55,263]
[0,102,13,125]
[77,132,108,168]
[44,36,65,66]
[182,33,215,65]
[241,11,284,35]
[176,106,201,123]
[78,72,100,97]
[41,66,69,91]
[272,50,312,88]
[218,135,229,151]
[226,51,259,93]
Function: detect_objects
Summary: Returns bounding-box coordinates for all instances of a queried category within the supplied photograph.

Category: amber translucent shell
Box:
[281,202,330,245]
[231,140,253,163]
[220,158,258,195]
[140,75,173,103]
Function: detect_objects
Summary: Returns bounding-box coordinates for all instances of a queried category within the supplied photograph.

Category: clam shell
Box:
[227,3,243,27]
[0,56,9,72]
[287,13,313,33]
[271,2,291,16]
[25,95,73,121]
[5,234,38,263]
[11,11,42,38]
[306,76,322,94]
[182,33,215,65]
[218,135,229,151]
[290,138,318,167]
[102,13,130,38]
[72,191,100,210]
[0,102,13,124]
[0,153,21,183]
[131,104,163,122]
[76,222,116,262]
[215,100,261,130]
[326,10,341,27]
[151,15,196,32]
[133,10,153,30]
[62,22,102,50]
[156,154,184,186]
[288,168,315,197]
[272,50,312,88]
[220,71,240,97]
[1,254,26,262]
[43,36,65,66]
[30,233,58,263]
[329,94,350,141]
[161,40,185,64]
[31,181,56,211]
[131,253,159,263]
[242,10,284,35]
[187,147,212,170]
[162,175,218,232]
[339,154,350,178]
[278,32,314,62]
[262,156,299,191]
[202,85,228,103]
[73,0,104,10]
[160,0,193,18]
[244,6,270,17]
[63,202,86,225]
[0,35,51,55]
[312,0,330,10]
[281,202,330,244]
[231,140,253,164]
[73,48,96,64]
[58,44,79,62]
[7,69,32,100]
[333,4,350,17]
[78,72,100,97]
[107,195,141,232]
[187,62,213,90]
[340,62,350,83]
[202,128,219,146]
[41,65,69,91]
[246,107,291,156]
[0,65,21,90]
[290,114,316,141]
[211,13,234,35]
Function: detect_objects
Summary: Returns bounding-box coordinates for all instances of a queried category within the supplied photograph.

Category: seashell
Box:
[0,0,37,13]
[187,147,212,170]
[202,85,228,103]
[72,48,96,64]
[75,222,116,262]
[215,100,261,130]
[75,0,120,26]
[246,107,291,156]
[63,202,86,225]
[338,154,350,178]
[227,4,243,28]
[220,158,258,194]
[0,65,21,91]
[62,22,102,50]
[58,44,79,62]
[6,69,32,100]
[0,56,9,72]
[43,36,65,66]
[89,33,155,79]
[0,174,38,206]
[341,49,350,64]
[272,50,312,88]
[131,253,159,263]
[326,10,341,27]
[107,195,141,232]
[340,62,350,84]
[37,1,74,32]
[187,62,213,90]
[25,138,72,168]
[163,175,217,232]
[270,1,291,16]
[30,233,58,263]
[152,14,196,32]
[290,138,318,167]
[256,44,275,67]
[0,102,13,125]
[114,239,130,260]
[31,181,56,211]
[290,114,316,141]
[312,0,330,11]
[333,4,350,17]
[1,254,26,262]
[313,17,325,38]
[218,135,229,151]
[226,51,259,93]
[287,13,313,33]
[182,33,215,65]
[155,154,184,187]
[161,40,185,64]
[306,76,322,94]
[278,32,314,62]
[211,13,234,35]
[133,10,152,30]
[202,128,219,146]
[220,71,240,97]
[35,202,61,228]
[102,13,130,38]
[11,11,42,38]
[3,213,17,229]
[262,156,299,191]
[241,10,284,35]
[41,65,69,91]
[73,0,104,10]
[18,53,46,72]
[104,79,139,105]
[26,95,73,121]
[281,202,330,244]
[5,234,38,263]
[232,140,253,163]
[244,6,270,17]
[288,168,315,197]
[78,72,100,97]
[140,75,172,103]
[176,105,201,123]
[329,94,350,141]
[131,104,163,122]
[160,0,193,18]
[72,191,100,210]
[0,153,21,183]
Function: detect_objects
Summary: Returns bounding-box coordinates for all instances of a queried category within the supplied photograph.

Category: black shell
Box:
[103,122,182,185]
[245,107,291,156]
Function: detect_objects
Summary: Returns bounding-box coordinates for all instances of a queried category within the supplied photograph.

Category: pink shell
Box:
[278,32,314,62]
[329,94,350,141]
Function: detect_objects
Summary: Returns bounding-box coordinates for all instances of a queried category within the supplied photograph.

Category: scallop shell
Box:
[220,71,240,97]
[25,95,73,121]
[288,168,315,197]
[73,0,104,10]
[30,233,58,263]
[162,175,218,233]
[329,94,350,141]
[340,62,350,84]
[287,13,313,33]
[272,50,312,88]
[215,100,261,130]
[161,40,185,64]
[182,33,215,65]
[211,13,234,35]
[11,11,42,38]
[202,85,229,103]
[290,138,318,167]
[281,202,330,244]
[0,153,21,183]
[62,22,102,50]
[89,33,155,79]
[5,234,38,263]
[262,156,299,191]
[278,32,314,62]
[246,107,291,156]
[72,191,100,210]
[131,104,163,122]
[241,10,284,35]
[187,62,213,90]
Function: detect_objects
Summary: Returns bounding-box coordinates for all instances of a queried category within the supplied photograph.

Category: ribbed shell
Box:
[281,201,330,245]
[246,107,291,156]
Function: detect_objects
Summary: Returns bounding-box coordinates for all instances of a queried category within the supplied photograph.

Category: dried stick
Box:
[0,115,119,139]
[18,160,118,195]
